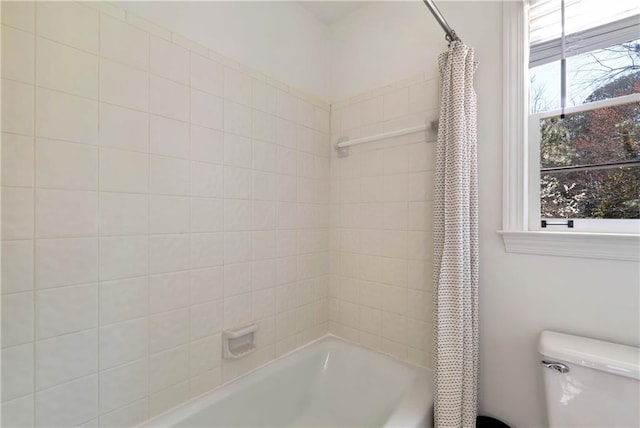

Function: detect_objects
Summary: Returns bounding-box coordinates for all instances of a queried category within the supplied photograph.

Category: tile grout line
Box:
[145,25,152,421]
[32,3,38,424]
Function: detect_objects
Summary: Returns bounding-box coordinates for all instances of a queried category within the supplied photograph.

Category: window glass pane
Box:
[539,100,640,168]
[541,167,640,219]
[539,98,640,220]
[566,39,640,105]
[530,61,561,113]
[530,40,640,113]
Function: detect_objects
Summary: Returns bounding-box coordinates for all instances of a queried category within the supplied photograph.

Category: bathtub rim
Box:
[140,333,433,428]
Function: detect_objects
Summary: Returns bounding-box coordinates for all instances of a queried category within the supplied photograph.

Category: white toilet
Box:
[539,330,640,427]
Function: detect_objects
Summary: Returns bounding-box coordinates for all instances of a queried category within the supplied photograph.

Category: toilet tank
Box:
[538,331,640,428]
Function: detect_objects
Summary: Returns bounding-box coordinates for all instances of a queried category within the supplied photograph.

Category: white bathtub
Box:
[142,335,433,427]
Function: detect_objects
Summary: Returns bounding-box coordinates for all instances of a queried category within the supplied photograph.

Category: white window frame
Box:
[499,0,640,262]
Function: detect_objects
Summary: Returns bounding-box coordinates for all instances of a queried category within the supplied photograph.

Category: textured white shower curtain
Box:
[433,41,479,428]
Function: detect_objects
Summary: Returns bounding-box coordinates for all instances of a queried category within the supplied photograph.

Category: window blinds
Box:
[529,0,640,68]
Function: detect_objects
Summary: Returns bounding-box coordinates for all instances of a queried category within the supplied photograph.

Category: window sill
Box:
[498,230,640,261]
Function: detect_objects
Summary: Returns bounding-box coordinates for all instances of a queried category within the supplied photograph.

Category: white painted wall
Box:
[329,1,640,427]
[119,1,331,97]
[329,0,446,101]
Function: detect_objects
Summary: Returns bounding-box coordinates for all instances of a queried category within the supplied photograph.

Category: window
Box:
[527,0,640,233]
[499,0,640,261]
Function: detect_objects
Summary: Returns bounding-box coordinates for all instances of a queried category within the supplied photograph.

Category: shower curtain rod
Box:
[423,0,461,43]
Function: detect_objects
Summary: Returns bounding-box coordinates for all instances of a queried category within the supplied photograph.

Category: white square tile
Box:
[36,238,98,288]
[99,359,148,414]
[252,110,275,143]
[191,126,223,164]
[149,380,188,418]
[252,200,277,231]
[408,171,434,201]
[100,236,148,281]
[190,300,222,340]
[383,87,409,120]
[2,395,34,427]
[224,199,252,231]
[2,25,34,83]
[99,103,149,153]
[98,398,148,428]
[100,59,148,111]
[150,115,189,159]
[223,263,252,297]
[150,75,189,121]
[224,101,251,137]
[150,36,189,84]
[37,283,97,339]
[150,155,189,195]
[276,146,297,176]
[361,96,383,125]
[191,198,223,233]
[99,148,149,194]
[149,195,189,234]
[276,230,296,257]
[36,88,98,144]
[35,374,98,428]
[36,329,97,390]
[191,89,223,130]
[2,240,33,294]
[1,343,33,401]
[149,309,189,353]
[2,133,34,187]
[252,259,276,289]
[253,140,277,172]
[190,233,224,269]
[276,90,296,121]
[36,1,98,53]
[2,186,33,240]
[224,166,252,199]
[149,346,188,394]
[36,138,97,190]
[36,189,97,238]
[150,271,190,314]
[1,292,33,347]
[252,289,275,320]
[223,293,251,329]
[190,162,223,198]
[100,277,148,326]
[149,234,189,274]
[224,68,252,106]
[296,99,315,129]
[190,267,223,304]
[99,318,147,370]
[190,53,223,97]
[100,14,149,70]
[99,192,148,236]
[36,37,98,99]
[2,1,35,32]
[224,133,252,168]
[190,334,221,376]
[275,118,296,149]
[252,80,277,114]
[2,79,34,136]
[253,230,276,261]
[408,142,435,172]
[409,79,438,113]
[223,232,251,264]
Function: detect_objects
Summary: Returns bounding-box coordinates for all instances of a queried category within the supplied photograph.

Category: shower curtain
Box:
[433,41,479,428]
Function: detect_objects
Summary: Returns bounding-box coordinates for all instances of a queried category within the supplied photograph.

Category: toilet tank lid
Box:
[538,331,640,380]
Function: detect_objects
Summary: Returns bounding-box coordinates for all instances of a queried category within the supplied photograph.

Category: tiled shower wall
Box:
[328,73,439,368]
[1,1,330,426]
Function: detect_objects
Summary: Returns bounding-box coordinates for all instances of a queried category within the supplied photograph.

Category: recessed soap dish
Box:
[222,323,258,359]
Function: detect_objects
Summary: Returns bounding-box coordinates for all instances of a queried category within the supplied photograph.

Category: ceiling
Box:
[297,1,370,25]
